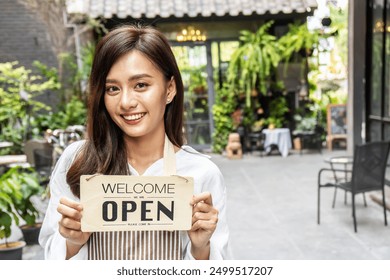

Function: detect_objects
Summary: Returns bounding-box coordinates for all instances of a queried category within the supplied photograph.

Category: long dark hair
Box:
[67,25,184,197]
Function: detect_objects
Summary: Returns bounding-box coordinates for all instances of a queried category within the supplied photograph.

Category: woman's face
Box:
[104,50,176,140]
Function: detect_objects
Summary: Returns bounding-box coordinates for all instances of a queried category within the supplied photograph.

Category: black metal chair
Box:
[317,141,390,232]
[248,132,266,156]
[295,125,324,155]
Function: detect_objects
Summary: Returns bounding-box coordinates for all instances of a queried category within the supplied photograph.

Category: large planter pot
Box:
[20,223,42,245]
[0,241,26,260]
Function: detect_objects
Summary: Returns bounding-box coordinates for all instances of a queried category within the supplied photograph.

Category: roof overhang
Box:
[66,0,318,20]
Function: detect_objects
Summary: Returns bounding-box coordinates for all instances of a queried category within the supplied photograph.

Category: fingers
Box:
[59,226,91,247]
[59,217,82,231]
[57,197,83,221]
[58,222,81,238]
[191,219,218,232]
[60,197,83,211]
[190,192,219,230]
[192,210,218,227]
[191,192,213,206]
[57,197,91,247]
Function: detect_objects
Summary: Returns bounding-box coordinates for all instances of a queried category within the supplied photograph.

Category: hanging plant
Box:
[227,21,283,107]
[279,21,319,61]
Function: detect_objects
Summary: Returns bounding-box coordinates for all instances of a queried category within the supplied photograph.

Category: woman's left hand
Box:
[188,192,219,259]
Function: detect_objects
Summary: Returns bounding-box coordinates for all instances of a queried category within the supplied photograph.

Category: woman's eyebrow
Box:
[128,74,153,81]
[106,74,153,84]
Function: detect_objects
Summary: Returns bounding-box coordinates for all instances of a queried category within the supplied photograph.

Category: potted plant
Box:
[13,166,44,245]
[264,97,289,129]
[0,166,44,258]
[0,167,26,259]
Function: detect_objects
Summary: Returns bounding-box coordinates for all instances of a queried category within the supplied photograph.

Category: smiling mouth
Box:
[122,113,146,121]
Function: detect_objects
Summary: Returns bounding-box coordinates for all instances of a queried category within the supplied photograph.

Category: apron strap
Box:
[163,134,177,176]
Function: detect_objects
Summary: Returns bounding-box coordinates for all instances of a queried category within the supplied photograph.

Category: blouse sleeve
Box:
[38,141,88,260]
[182,161,231,260]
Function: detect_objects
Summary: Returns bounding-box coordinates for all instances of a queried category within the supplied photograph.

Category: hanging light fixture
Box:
[176,26,207,42]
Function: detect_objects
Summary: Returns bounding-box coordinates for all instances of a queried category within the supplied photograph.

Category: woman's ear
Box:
[166,76,177,104]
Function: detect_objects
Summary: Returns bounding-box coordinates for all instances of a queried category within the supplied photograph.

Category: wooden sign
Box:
[326,104,347,151]
[80,175,193,232]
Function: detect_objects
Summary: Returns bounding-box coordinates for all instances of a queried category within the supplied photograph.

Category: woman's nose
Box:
[120,89,138,109]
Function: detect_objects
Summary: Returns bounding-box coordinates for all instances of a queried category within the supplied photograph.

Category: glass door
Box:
[172,44,211,150]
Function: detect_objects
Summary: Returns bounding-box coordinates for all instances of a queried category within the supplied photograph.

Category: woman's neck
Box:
[125,132,165,175]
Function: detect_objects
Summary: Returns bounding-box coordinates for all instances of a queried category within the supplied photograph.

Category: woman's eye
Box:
[135,83,148,89]
[105,86,119,94]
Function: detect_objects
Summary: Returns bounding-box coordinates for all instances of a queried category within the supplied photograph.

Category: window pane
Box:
[369,120,382,141]
[384,122,390,140]
[211,41,239,89]
[369,0,385,116]
[385,0,390,116]
[172,45,211,147]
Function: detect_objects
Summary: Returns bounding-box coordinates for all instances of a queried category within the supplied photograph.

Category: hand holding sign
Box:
[189,192,219,260]
[57,197,91,259]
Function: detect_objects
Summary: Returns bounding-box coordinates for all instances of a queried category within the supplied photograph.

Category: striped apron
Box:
[87,135,184,260]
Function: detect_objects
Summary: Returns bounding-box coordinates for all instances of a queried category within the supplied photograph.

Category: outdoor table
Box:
[0,141,13,149]
[262,128,292,157]
[324,155,353,182]
[0,155,27,167]
[324,155,353,205]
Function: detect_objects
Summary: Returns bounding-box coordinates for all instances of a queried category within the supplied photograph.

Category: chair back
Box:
[352,141,390,193]
[24,139,52,166]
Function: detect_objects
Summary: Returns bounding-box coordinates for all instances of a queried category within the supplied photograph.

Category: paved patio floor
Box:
[16,147,390,260]
[215,149,390,260]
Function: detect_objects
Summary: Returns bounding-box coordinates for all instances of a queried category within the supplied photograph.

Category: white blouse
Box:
[39,140,230,260]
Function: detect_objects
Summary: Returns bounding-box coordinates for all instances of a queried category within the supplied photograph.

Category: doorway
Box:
[172,43,213,150]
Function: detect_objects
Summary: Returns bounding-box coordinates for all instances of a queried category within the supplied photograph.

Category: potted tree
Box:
[0,166,44,259]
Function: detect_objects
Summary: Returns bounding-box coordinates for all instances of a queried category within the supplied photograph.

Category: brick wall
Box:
[0,0,60,108]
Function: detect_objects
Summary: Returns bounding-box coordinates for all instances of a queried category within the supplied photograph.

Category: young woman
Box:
[39,25,229,260]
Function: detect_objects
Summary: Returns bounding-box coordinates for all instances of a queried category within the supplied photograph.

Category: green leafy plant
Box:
[0,175,20,241]
[187,66,207,95]
[212,85,237,153]
[279,21,319,61]
[0,166,43,244]
[32,95,87,132]
[58,42,95,104]
[227,21,283,106]
[294,115,317,132]
[264,97,289,128]
[12,167,43,227]
[0,61,60,154]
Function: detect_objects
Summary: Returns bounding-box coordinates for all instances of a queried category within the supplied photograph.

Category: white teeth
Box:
[123,113,144,121]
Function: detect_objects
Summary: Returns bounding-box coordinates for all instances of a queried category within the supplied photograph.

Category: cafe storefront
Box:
[67,0,317,150]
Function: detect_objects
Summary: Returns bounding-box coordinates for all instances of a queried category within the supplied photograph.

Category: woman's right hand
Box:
[57,197,91,259]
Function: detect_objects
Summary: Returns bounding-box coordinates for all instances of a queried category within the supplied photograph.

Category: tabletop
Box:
[324,155,353,165]
[0,141,14,149]
[0,155,27,166]
[262,128,292,157]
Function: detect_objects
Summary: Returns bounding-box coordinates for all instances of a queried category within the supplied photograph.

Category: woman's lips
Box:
[122,113,146,121]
